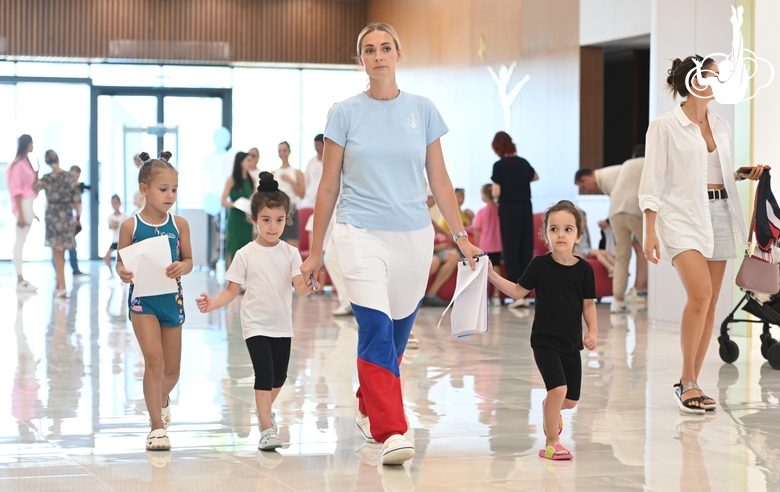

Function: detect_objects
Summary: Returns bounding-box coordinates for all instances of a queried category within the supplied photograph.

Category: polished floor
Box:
[1,261,779,491]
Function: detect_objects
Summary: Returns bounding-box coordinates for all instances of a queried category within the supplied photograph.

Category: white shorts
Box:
[667,198,737,264]
[332,223,434,319]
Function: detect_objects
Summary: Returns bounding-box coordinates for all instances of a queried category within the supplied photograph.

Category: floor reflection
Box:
[0,262,778,490]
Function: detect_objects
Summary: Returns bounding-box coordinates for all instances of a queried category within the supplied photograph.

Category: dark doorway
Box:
[603,49,650,166]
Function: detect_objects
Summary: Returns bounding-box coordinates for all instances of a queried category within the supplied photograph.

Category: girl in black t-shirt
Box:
[487,200,598,461]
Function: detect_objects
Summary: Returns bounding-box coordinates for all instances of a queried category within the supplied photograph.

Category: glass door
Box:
[96,96,158,252]
[95,91,225,265]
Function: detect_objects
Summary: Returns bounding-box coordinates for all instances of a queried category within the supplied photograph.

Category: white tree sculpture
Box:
[488,61,531,132]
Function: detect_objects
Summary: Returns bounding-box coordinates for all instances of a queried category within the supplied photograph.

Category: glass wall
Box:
[164,97,223,210]
[0,62,364,260]
[232,68,365,171]
[0,82,90,262]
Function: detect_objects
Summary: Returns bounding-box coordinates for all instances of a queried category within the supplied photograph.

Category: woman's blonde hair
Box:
[356,23,401,56]
[44,149,59,166]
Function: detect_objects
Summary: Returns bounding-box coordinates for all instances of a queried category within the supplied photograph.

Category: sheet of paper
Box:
[438,256,489,337]
[118,235,179,298]
[233,197,252,215]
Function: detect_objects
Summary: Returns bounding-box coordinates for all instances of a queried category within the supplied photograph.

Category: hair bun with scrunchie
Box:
[257,171,279,193]
[138,152,152,164]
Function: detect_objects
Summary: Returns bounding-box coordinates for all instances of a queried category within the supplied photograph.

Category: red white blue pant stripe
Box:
[333,223,434,443]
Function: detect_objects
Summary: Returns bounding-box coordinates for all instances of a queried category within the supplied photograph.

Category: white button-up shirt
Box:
[638,104,747,258]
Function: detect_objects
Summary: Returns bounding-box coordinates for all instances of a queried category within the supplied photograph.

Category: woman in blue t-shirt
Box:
[300,22,482,466]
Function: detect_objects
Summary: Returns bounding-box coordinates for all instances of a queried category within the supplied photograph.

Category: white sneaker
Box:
[332,305,354,316]
[491,296,502,307]
[161,398,171,429]
[258,428,282,450]
[381,434,415,465]
[626,288,647,305]
[610,300,627,313]
[146,429,171,450]
[16,281,37,292]
[256,410,278,434]
[356,412,376,442]
[508,298,530,309]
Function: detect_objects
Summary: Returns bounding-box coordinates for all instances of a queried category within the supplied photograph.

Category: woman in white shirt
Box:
[273,141,305,248]
[300,23,481,465]
[639,55,764,414]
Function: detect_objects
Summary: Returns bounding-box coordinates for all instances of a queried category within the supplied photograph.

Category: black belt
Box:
[708,189,728,200]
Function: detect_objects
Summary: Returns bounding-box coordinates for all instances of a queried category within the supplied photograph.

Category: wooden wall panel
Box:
[0,0,367,64]
[579,46,604,171]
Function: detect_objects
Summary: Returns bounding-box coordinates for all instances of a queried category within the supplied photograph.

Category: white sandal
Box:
[146,429,171,451]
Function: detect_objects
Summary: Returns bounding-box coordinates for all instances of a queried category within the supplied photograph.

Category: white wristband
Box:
[452,231,468,242]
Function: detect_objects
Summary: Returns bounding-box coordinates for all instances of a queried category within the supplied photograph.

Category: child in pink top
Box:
[473,184,502,304]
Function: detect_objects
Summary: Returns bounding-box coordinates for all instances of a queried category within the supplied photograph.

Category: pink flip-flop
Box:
[542,398,563,437]
[538,443,573,460]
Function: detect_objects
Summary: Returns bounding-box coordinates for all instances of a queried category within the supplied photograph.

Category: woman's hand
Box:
[456,238,483,270]
[741,165,766,181]
[166,261,186,279]
[643,232,661,265]
[300,255,323,290]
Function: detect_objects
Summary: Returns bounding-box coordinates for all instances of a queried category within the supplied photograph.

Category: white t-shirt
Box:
[273,166,301,208]
[224,240,303,339]
[108,212,128,242]
[300,155,323,208]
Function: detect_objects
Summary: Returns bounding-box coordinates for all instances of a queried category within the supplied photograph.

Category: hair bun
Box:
[159,150,172,162]
[257,171,279,193]
[138,152,151,164]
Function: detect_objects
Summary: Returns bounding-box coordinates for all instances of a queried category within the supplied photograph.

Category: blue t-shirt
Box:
[324,91,448,231]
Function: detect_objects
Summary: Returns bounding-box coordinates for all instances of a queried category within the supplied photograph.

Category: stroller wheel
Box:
[760,333,778,360]
[719,337,739,364]
[768,344,780,370]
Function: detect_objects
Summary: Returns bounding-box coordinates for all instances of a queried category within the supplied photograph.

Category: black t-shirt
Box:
[518,254,596,352]
[490,156,535,202]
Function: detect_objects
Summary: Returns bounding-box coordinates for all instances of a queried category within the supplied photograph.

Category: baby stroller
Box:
[719,170,780,369]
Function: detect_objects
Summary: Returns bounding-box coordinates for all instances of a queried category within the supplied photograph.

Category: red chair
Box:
[297,207,314,260]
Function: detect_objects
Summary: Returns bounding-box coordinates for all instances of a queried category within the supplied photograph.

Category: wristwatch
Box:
[452,230,468,242]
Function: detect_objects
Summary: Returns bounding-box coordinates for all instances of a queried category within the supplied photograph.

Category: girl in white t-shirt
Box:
[196,172,314,451]
[103,194,127,278]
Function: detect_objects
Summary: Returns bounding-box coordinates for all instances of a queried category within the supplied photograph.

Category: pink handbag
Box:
[735,253,779,295]
[735,207,780,295]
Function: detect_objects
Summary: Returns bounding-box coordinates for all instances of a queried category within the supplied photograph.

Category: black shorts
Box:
[245,335,292,391]
[532,346,582,401]
[110,242,118,250]
[486,252,501,265]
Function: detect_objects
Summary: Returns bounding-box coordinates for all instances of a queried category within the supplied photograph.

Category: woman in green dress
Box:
[222,151,258,267]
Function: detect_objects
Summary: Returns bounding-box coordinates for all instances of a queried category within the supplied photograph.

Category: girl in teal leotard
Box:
[116,151,193,452]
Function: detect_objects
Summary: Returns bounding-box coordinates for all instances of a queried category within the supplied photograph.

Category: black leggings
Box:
[532,346,582,401]
[245,335,292,391]
[498,200,534,282]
